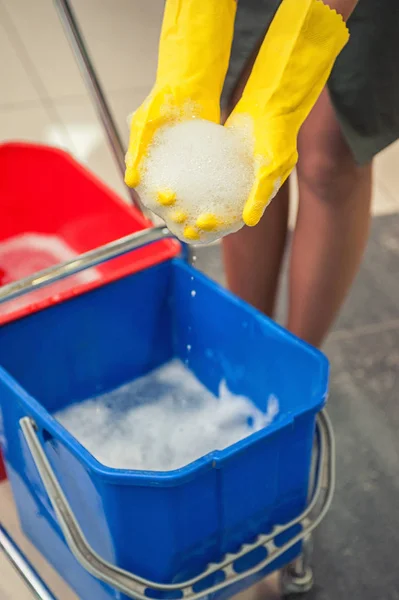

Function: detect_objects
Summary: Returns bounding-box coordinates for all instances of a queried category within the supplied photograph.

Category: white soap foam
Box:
[0,232,99,316]
[137,119,255,244]
[55,359,279,472]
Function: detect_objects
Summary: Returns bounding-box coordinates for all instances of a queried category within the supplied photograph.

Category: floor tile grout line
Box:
[44,84,152,106]
[0,99,45,113]
[329,318,399,342]
[0,1,78,152]
[374,173,399,207]
[0,2,149,157]
[0,2,52,103]
[0,85,152,114]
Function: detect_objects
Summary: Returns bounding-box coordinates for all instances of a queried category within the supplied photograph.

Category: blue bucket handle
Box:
[18,411,335,600]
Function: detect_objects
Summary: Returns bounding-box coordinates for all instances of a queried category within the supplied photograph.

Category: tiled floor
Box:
[0,1,399,599]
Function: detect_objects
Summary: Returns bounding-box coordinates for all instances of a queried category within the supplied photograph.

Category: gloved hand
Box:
[124,0,237,190]
[226,0,350,227]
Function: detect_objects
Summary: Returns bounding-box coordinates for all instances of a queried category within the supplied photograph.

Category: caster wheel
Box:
[281,534,314,596]
[281,564,314,596]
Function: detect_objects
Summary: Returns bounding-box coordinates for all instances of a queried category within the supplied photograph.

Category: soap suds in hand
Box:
[137,119,255,244]
[55,360,278,472]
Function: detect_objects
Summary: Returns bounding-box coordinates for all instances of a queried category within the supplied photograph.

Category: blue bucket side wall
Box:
[0,379,119,598]
[8,465,118,600]
[167,260,321,577]
[170,260,327,417]
[0,378,118,560]
[0,261,180,583]
[0,262,175,410]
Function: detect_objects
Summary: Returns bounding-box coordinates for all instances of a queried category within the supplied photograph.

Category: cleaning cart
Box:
[0,204,334,600]
[0,2,335,598]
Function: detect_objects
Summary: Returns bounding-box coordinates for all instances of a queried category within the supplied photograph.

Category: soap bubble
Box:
[55,360,279,472]
[137,119,255,244]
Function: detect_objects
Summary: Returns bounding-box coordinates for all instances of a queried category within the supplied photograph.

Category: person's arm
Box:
[227,0,351,227]
[322,0,358,20]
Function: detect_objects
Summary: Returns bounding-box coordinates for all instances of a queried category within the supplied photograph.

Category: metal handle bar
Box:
[0,226,174,306]
[20,411,335,600]
[0,523,58,600]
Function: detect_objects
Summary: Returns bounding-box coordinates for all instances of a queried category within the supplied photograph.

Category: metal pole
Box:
[53,0,145,213]
[53,0,191,258]
[0,524,58,600]
[0,226,172,306]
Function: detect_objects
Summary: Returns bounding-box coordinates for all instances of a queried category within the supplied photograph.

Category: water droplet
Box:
[191,290,196,298]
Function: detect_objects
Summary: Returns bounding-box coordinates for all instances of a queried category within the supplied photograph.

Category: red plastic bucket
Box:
[0,142,180,479]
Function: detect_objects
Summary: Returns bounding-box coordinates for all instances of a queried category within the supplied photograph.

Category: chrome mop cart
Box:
[0,2,335,598]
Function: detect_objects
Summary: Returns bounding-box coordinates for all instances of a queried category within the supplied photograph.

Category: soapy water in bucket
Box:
[55,360,279,472]
[136,119,256,245]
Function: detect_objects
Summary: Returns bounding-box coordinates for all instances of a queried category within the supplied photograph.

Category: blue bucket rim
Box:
[0,258,329,487]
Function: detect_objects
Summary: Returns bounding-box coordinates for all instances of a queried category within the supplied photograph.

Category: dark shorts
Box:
[222,0,399,164]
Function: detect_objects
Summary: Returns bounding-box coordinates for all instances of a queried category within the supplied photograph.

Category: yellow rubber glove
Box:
[226,0,350,227]
[124,0,237,190]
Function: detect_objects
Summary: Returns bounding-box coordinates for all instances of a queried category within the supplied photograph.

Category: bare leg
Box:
[288,89,372,347]
[223,184,289,317]
[222,31,290,318]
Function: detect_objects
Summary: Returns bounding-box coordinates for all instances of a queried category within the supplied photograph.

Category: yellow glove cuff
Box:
[229,0,350,226]
[238,0,349,121]
[125,0,237,188]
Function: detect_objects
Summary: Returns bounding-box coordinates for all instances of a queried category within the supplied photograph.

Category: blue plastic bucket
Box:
[0,258,329,600]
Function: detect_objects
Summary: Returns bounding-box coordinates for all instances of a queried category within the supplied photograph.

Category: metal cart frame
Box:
[0,1,335,597]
